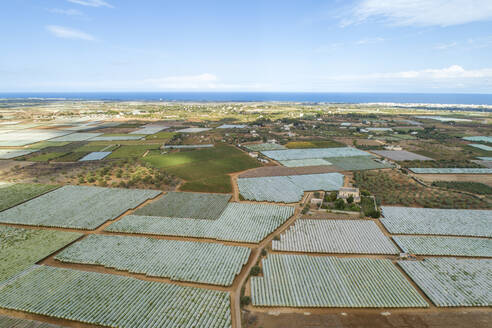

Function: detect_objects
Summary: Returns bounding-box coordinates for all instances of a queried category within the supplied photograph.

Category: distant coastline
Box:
[1,92,492,106]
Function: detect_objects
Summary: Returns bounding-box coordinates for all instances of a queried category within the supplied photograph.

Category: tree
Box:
[250,265,261,276]
[334,198,345,210]
[347,195,354,203]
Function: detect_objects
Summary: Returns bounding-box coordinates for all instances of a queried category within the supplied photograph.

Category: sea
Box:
[1,92,492,106]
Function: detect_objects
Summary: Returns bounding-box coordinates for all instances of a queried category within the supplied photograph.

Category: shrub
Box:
[250,265,261,276]
[240,296,251,306]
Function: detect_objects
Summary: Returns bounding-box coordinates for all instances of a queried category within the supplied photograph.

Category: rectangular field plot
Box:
[217,124,247,129]
[262,147,371,161]
[381,207,492,237]
[251,254,428,308]
[468,144,492,151]
[78,151,111,161]
[0,129,72,147]
[327,156,392,170]
[392,236,492,257]
[238,173,344,203]
[0,183,58,211]
[134,191,231,220]
[176,127,212,133]
[0,265,232,328]
[463,136,492,143]
[55,234,250,286]
[130,125,168,135]
[107,203,294,243]
[0,185,161,229]
[409,167,492,174]
[0,226,81,282]
[0,315,63,328]
[399,258,492,307]
[0,149,37,159]
[90,135,144,141]
[273,220,398,254]
[279,158,333,167]
[372,150,433,161]
[245,143,287,151]
[49,132,102,142]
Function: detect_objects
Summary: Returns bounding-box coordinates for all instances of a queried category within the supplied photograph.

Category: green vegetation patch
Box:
[51,152,90,162]
[0,183,58,212]
[108,144,160,159]
[399,159,484,168]
[354,170,491,209]
[145,131,176,140]
[285,140,344,149]
[28,152,68,162]
[431,181,492,195]
[135,191,231,219]
[328,156,392,171]
[25,141,71,149]
[144,144,260,193]
[0,226,81,281]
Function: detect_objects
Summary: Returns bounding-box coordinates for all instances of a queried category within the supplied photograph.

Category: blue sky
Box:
[1,0,492,93]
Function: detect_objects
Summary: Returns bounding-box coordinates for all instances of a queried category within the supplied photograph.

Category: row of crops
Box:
[0,315,62,328]
[398,258,492,307]
[108,203,294,243]
[409,168,492,174]
[135,191,231,220]
[261,147,371,161]
[393,236,492,257]
[272,219,398,255]
[463,136,492,143]
[0,185,161,230]
[56,234,251,286]
[324,156,392,171]
[238,173,344,203]
[0,183,59,212]
[0,265,232,328]
[381,206,492,237]
[251,254,428,308]
[469,144,492,151]
[0,226,81,282]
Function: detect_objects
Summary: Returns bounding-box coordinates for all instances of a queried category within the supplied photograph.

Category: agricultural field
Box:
[398,159,484,168]
[251,254,428,308]
[372,150,433,161]
[217,124,247,129]
[134,191,231,219]
[27,152,67,162]
[409,168,492,174]
[279,158,333,167]
[0,183,58,211]
[0,129,71,147]
[0,265,232,328]
[469,144,492,151]
[0,185,161,229]
[327,156,392,171]
[56,234,250,286]
[130,125,168,135]
[143,144,260,193]
[176,127,212,133]
[463,136,492,143]
[284,140,344,149]
[49,132,102,142]
[90,134,144,141]
[0,225,81,282]
[244,143,286,151]
[431,181,492,195]
[262,147,371,161]
[0,315,63,328]
[380,206,492,237]
[78,151,111,161]
[238,165,340,178]
[399,258,491,307]
[353,170,491,209]
[238,173,344,203]
[0,149,36,159]
[392,236,492,257]
[107,202,294,243]
[272,219,398,254]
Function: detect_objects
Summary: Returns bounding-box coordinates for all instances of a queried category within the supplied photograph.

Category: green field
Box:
[108,144,160,159]
[285,140,344,149]
[0,183,58,211]
[51,152,90,162]
[28,152,67,162]
[0,226,81,281]
[143,144,260,193]
[145,131,176,140]
[328,156,392,171]
[431,181,492,195]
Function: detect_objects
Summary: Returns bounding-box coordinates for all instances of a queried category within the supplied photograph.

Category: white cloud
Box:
[46,25,95,41]
[344,0,492,27]
[336,65,492,80]
[356,37,385,45]
[48,8,84,16]
[434,42,458,50]
[67,0,113,8]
